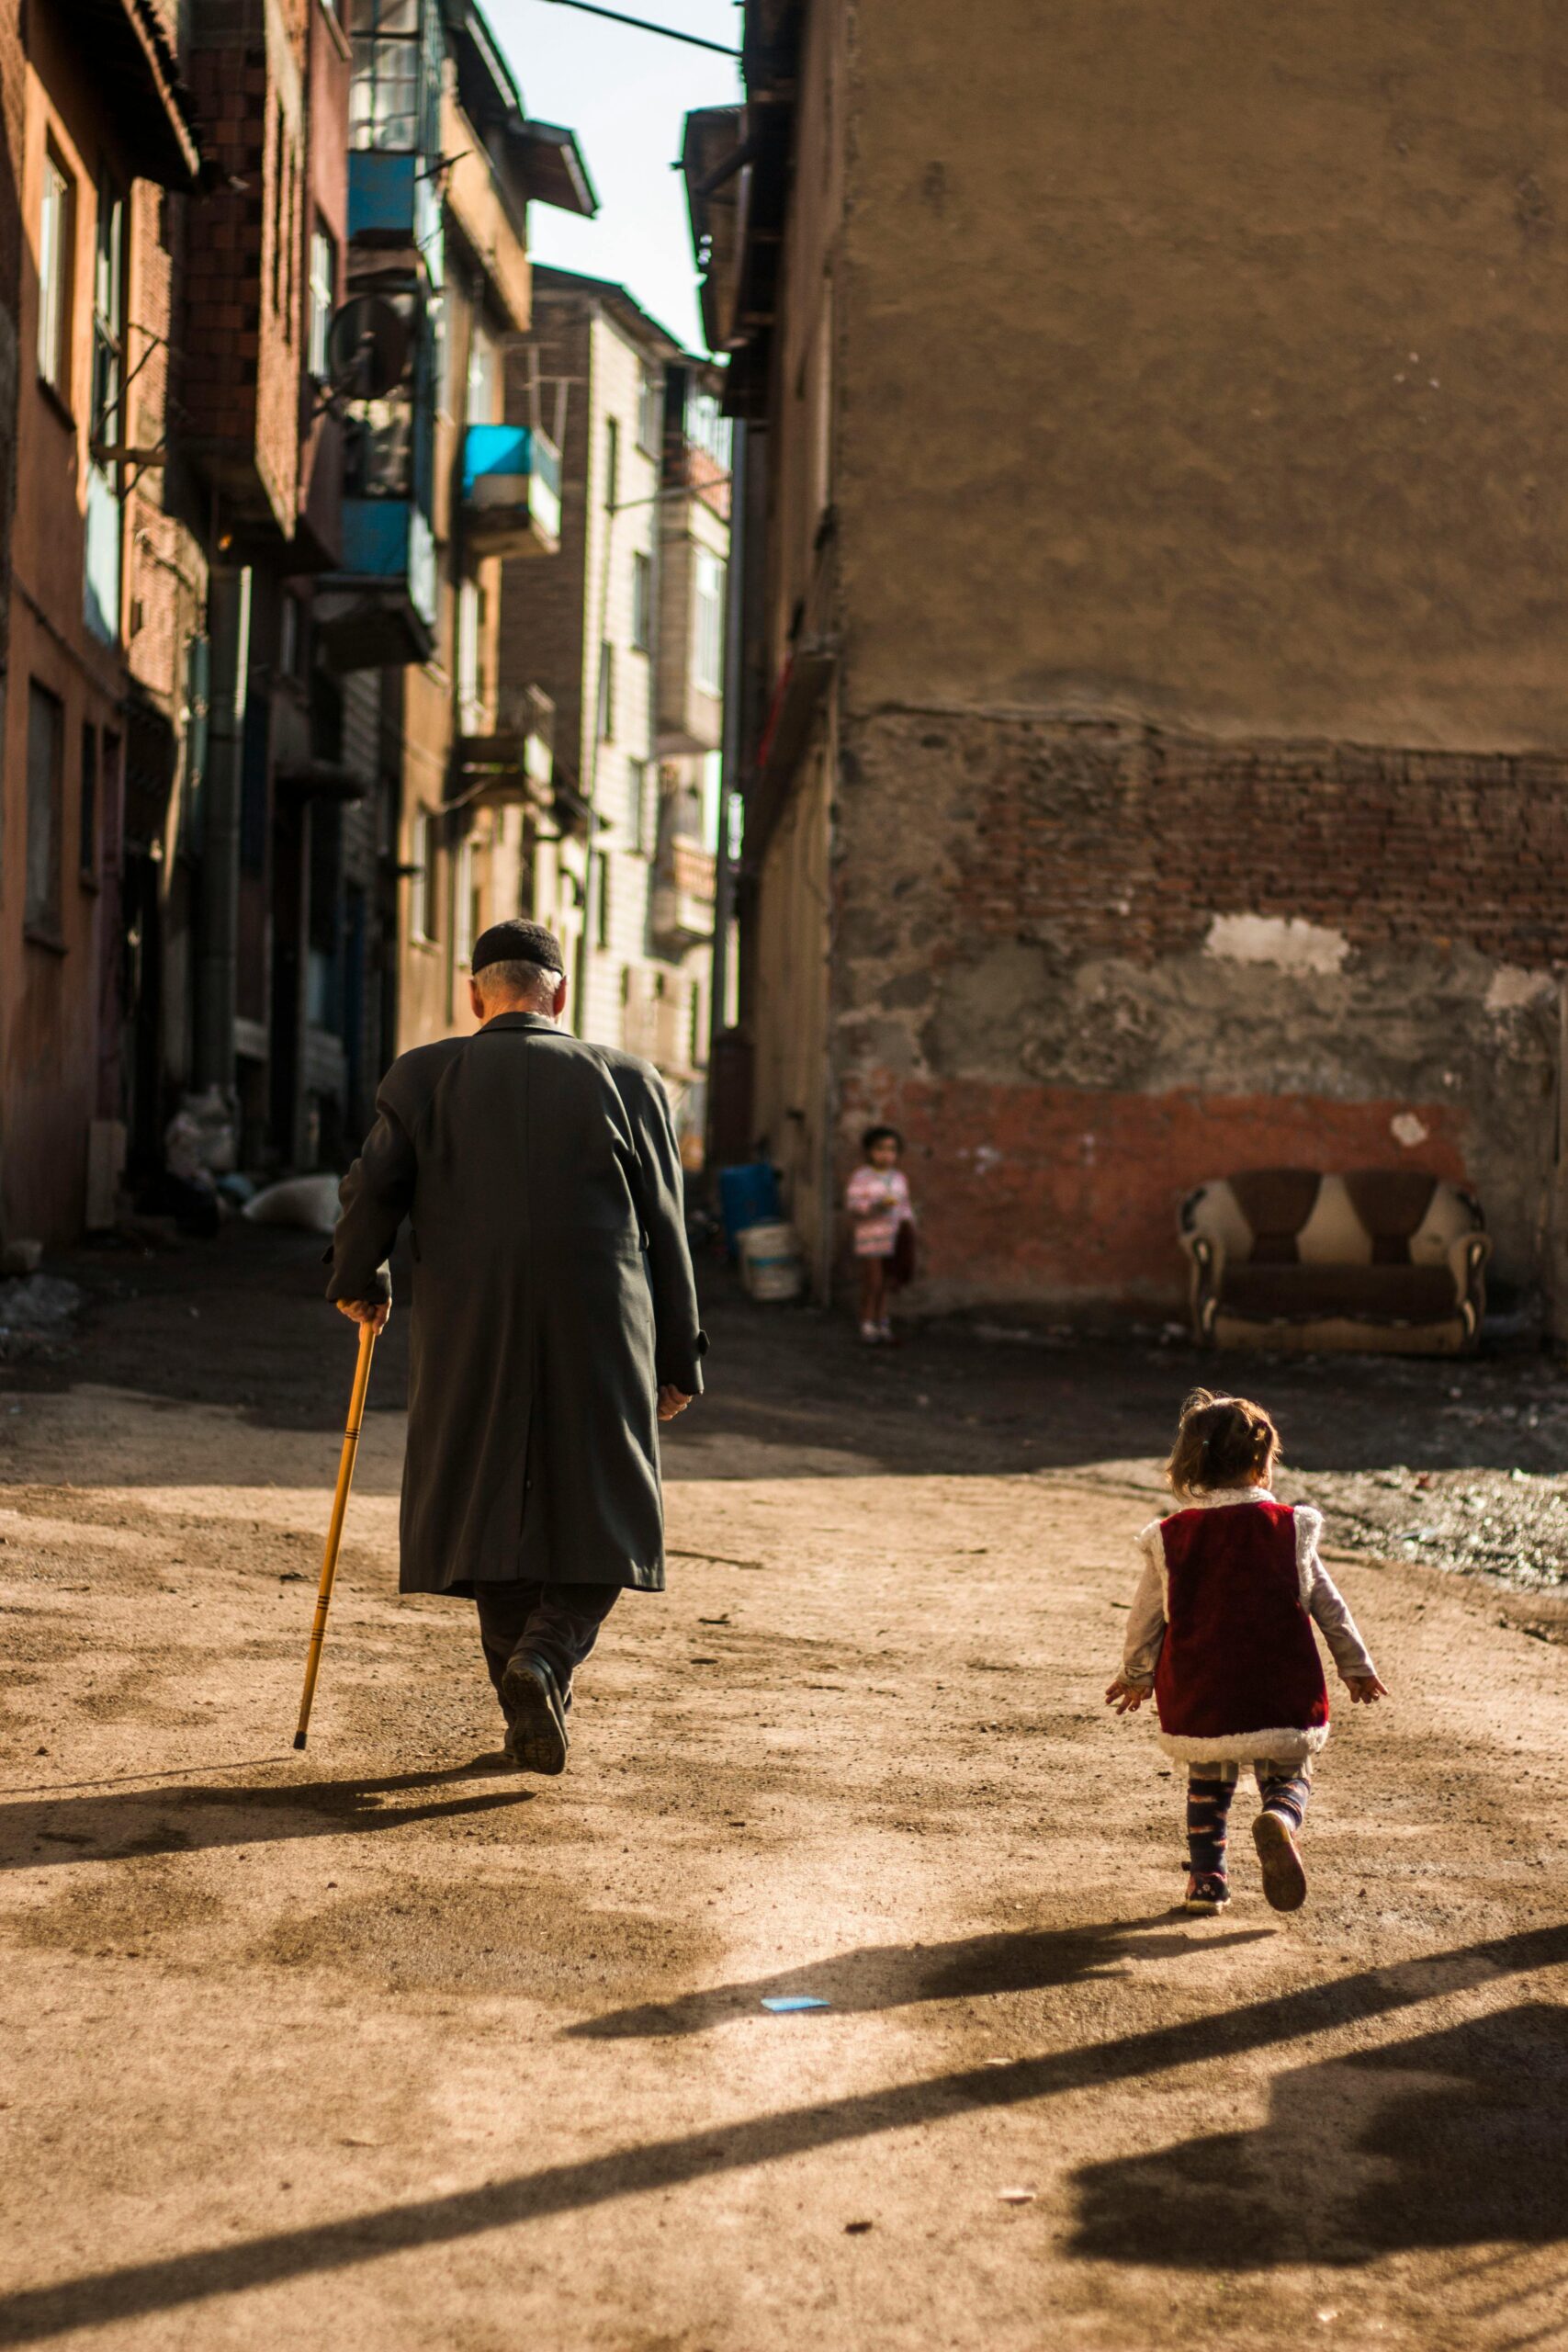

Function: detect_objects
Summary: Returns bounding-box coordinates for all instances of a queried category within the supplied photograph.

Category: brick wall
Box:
[181,0,305,536]
[830,708,1568,1314]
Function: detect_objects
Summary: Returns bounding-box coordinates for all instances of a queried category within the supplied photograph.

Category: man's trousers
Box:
[473,1580,622,1721]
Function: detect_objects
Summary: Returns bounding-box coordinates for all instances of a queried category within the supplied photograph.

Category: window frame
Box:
[25,680,65,945]
[636,367,661,456]
[630,549,653,654]
[692,548,726,696]
[604,414,619,513]
[79,720,99,888]
[37,146,74,403]
[307,219,336,380]
[347,0,427,156]
[411,807,438,944]
[596,639,615,742]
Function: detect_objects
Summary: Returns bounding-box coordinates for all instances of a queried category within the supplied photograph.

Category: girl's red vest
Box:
[1153,1498,1328,1758]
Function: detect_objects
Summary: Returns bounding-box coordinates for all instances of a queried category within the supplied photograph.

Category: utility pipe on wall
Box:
[193,565,251,1094]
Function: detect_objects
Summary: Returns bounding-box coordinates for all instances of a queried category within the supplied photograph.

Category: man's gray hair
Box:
[474,956,561,1005]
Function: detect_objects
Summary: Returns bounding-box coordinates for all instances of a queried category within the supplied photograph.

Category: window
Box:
[25,683,63,940]
[455,834,478,967]
[693,549,726,695]
[85,177,124,642]
[596,641,615,741]
[628,757,651,854]
[597,854,611,950]
[604,415,619,512]
[457,578,482,731]
[412,808,438,943]
[467,323,498,424]
[685,388,731,470]
[90,177,123,451]
[308,220,335,378]
[79,723,98,885]
[637,367,661,454]
[37,150,73,396]
[631,550,652,653]
[348,0,424,153]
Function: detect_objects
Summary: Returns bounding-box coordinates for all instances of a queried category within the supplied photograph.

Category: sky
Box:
[489,0,743,355]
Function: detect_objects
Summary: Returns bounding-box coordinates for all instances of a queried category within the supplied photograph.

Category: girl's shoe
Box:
[859,1319,881,1344]
[1253,1809,1308,1911]
[877,1318,895,1343]
[1182,1871,1231,1914]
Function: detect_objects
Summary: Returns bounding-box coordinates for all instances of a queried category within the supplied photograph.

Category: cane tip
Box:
[292,1732,307,1751]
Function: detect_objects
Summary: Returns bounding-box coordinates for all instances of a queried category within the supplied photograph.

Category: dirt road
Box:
[0,1229,1565,2350]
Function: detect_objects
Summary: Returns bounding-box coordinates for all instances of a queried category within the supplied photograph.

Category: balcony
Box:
[460,425,561,558]
[651,839,716,949]
[314,499,437,672]
[624,968,698,1079]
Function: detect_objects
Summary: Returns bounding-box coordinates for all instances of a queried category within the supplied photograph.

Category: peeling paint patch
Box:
[1391,1113,1430,1148]
[1204,913,1349,974]
[1484,964,1556,1014]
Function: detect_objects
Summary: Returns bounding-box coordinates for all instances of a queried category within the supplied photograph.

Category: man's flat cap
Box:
[471,919,566,977]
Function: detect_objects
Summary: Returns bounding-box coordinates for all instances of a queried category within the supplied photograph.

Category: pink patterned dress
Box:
[846,1166,912,1259]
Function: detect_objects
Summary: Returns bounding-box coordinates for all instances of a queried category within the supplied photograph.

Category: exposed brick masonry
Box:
[929,718,1568,971]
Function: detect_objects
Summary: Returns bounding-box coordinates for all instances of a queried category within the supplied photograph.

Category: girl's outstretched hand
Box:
[1104,1677,1152,1714]
[1346,1673,1390,1703]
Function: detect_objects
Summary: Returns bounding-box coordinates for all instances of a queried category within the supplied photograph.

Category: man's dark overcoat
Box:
[327,1012,706,1595]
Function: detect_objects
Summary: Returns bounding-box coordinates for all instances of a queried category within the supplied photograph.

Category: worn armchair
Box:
[1179,1168,1490,1355]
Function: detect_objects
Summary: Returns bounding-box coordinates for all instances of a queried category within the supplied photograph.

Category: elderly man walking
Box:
[327,920,706,1775]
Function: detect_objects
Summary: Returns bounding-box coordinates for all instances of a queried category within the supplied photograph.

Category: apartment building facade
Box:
[687,2,1568,1318]
[0,0,201,1243]
[496,267,727,1153]
[0,0,591,1247]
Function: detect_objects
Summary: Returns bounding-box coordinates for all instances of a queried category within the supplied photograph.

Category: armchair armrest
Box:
[1178,1226,1226,1340]
[1446,1228,1491,1337]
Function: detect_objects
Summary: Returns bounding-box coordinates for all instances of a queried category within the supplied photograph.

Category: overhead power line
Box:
[536,0,740,58]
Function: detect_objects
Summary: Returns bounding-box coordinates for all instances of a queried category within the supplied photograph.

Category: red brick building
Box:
[0,0,199,1243]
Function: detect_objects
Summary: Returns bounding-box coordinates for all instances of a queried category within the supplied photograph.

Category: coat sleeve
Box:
[1121,1526,1168,1686]
[616,1061,707,1395]
[325,1093,417,1307]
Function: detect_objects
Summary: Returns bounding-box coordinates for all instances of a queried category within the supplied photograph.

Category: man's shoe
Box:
[1253,1809,1308,1911]
[500,1651,570,1776]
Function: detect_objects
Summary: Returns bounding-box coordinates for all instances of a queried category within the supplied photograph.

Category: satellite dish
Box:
[326,295,412,400]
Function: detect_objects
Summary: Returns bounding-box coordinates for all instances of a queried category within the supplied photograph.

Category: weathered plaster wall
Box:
[834,712,1565,1309]
[840,0,1568,750]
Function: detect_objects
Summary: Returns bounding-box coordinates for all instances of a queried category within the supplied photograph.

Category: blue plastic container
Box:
[718,1162,783,1254]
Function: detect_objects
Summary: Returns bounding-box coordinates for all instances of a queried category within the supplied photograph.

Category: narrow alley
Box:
[0,1233,1563,2350]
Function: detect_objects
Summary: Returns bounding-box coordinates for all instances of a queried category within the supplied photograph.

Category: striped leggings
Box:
[1187,1759,1311,1880]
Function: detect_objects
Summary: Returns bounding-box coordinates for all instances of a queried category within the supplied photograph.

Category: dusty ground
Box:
[0,1227,1566,2351]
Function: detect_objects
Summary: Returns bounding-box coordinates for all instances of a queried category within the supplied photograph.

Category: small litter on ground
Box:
[761,1996,829,2014]
[997,2188,1037,2205]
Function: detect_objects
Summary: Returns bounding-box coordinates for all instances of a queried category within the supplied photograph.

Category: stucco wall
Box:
[840,0,1568,751]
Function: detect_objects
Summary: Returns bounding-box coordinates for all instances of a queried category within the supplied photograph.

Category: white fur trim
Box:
[1292,1504,1324,1605]
[1189,1487,1273,1510]
[1156,1723,1331,1764]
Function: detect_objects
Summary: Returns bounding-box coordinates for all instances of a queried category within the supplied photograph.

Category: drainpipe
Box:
[707,418,746,1070]
[193,565,252,1094]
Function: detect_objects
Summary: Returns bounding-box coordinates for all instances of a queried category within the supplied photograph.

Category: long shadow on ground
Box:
[1,1926,1563,2345]
[564,1915,1272,2036]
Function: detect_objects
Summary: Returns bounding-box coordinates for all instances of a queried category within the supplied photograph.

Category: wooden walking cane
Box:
[293,1318,378,1750]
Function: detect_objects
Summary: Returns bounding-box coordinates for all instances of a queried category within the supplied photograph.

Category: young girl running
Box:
[1105,1388,1387,1915]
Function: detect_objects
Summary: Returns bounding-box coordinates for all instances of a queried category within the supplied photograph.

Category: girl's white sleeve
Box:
[1296,1509,1378,1679]
[1121,1527,1168,1685]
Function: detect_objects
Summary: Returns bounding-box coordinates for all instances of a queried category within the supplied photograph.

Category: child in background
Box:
[1105,1388,1387,1916]
[846,1125,914,1344]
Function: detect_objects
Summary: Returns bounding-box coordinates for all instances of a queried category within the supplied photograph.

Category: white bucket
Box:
[739,1220,804,1302]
